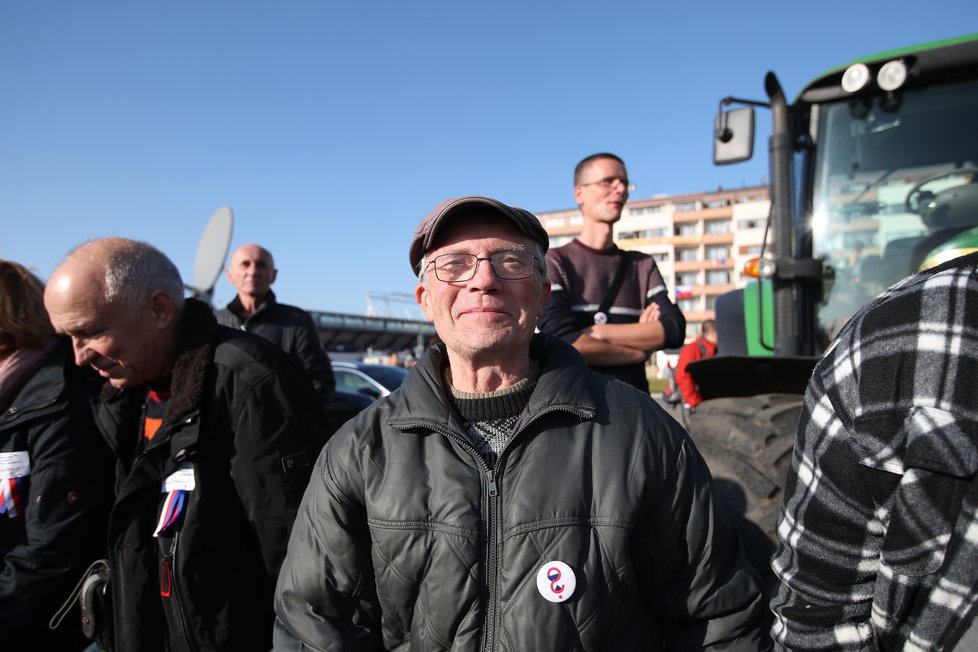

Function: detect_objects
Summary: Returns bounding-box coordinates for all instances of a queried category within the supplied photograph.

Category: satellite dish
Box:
[188,205,234,302]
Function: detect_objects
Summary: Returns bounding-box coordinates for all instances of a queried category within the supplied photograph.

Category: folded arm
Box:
[574,296,685,365]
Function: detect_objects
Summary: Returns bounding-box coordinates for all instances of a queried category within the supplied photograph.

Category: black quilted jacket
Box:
[274,334,769,651]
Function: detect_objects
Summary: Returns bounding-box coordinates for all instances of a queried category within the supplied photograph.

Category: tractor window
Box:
[811,77,978,341]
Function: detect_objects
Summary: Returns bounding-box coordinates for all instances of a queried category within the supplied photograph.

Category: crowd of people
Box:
[2,152,976,651]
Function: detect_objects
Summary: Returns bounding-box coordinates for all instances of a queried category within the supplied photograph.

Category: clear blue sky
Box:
[3,2,974,317]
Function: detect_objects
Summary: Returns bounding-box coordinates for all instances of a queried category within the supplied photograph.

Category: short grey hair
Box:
[73,238,185,315]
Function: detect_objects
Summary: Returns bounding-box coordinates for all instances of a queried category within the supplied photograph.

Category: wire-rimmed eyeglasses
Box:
[577,176,636,192]
[427,250,540,283]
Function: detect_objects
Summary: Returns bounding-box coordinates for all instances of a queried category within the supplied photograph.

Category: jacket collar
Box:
[0,339,73,426]
[227,290,277,320]
[389,333,597,431]
[98,298,219,424]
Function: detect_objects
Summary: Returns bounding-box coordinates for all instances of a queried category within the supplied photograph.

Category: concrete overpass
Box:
[309,310,435,353]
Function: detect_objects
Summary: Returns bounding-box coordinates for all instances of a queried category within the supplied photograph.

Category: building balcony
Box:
[618,236,671,247]
[694,283,737,296]
[670,234,703,246]
[673,206,734,223]
[701,232,734,244]
[674,259,735,272]
[546,225,583,237]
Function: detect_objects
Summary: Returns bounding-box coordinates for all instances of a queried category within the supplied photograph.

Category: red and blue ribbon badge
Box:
[153,489,186,538]
[0,476,26,517]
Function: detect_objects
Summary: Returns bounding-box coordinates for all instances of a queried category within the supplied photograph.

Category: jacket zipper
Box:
[391,405,594,650]
[162,531,199,652]
[101,397,202,651]
[483,467,500,652]
[393,419,500,649]
[148,410,199,652]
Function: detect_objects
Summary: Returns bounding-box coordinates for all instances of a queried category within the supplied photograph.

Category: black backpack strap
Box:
[594,251,630,324]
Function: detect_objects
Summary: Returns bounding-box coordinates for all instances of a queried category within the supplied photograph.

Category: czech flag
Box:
[153,489,186,537]
[0,477,26,518]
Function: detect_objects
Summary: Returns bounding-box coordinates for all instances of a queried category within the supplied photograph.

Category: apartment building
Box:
[535,185,771,345]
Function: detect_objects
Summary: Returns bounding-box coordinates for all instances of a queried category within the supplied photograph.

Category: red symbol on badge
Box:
[536,561,576,603]
[547,567,564,597]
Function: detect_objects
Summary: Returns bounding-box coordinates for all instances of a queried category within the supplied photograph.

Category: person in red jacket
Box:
[675,319,717,411]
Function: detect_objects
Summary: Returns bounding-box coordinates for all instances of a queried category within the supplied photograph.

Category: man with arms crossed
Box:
[539,153,686,392]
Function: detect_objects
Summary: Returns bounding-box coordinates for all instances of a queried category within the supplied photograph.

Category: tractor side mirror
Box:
[713,106,755,165]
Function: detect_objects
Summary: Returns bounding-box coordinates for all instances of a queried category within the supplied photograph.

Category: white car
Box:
[331,361,410,400]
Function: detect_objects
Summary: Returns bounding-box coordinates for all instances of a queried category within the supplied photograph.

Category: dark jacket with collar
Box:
[215,290,335,405]
[93,299,328,652]
[0,339,113,652]
[274,333,769,651]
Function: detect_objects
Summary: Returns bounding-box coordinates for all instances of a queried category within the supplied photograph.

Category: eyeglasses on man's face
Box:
[427,250,540,283]
[577,176,636,192]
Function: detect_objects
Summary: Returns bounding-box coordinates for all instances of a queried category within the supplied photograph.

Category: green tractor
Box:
[686,34,978,559]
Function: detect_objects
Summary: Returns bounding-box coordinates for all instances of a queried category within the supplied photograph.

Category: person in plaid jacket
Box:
[771,251,978,651]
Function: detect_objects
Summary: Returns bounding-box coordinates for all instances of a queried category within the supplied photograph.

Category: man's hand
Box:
[639,302,661,324]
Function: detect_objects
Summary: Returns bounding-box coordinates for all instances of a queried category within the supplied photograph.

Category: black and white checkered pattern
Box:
[771,252,978,651]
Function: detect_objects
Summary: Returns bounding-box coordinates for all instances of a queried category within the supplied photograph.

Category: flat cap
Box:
[409,196,550,274]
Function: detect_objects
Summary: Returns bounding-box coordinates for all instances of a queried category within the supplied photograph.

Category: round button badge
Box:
[536,561,576,603]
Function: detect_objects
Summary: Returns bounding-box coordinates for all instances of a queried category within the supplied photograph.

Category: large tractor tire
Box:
[684,393,803,595]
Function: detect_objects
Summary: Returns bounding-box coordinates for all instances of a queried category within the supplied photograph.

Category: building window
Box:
[651,252,669,262]
[628,205,663,216]
[704,199,731,208]
[678,298,698,312]
[619,227,666,240]
[675,202,699,213]
[677,272,699,286]
[706,270,731,284]
[705,295,718,310]
[675,223,698,237]
[704,220,730,234]
[737,218,764,230]
[677,248,699,262]
[705,245,729,262]
[740,244,763,255]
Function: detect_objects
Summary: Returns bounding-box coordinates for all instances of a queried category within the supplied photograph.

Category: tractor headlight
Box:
[841,63,871,93]
[877,59,908,92]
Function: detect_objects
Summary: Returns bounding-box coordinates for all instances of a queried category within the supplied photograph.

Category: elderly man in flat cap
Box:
[273,196,769,651]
